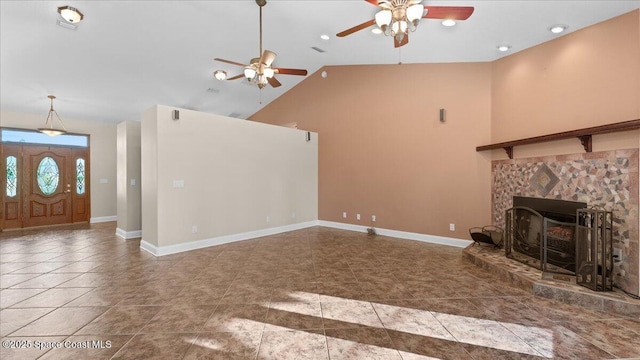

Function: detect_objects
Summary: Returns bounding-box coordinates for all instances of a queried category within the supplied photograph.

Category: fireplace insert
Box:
[505,197,587,275]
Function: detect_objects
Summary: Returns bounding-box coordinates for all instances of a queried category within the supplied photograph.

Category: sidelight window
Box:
[6,156,17,197]
[76,158,85,194]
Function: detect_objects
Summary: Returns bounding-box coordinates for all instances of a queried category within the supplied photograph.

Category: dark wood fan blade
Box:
[260,50,277,67]
[365,0,380,6]
[423,6,474,20]
[214,58,247,67]
[267,77,282,88]
[227,74,244,81]
[394,33,409,48]
[336,19,376,37]
[274,68,308,76]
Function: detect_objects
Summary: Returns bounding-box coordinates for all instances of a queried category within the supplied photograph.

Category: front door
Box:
[1,143,90,229]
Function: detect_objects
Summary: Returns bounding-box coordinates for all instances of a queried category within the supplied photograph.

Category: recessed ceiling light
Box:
[442,19,456,27]
[371,28,383,35]
[549,24,568,34]
[320,34,330,40]
[497,45,511,52]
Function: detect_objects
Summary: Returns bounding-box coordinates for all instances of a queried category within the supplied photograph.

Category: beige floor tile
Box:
[184,331,262,359]
[326,327,402,360]
[0,336,66,360]
[202,303,268,332]
[10,307,107,336]
[0,223,636,360]
[111,333,195,359]
[0,308,55,336]
[258,329,328,360]
[321,299,384,329]
[76,305,163,335]
[0,288,47,308]
[10,287,91,308]
[141,305,216,333]
[38,335,132,360]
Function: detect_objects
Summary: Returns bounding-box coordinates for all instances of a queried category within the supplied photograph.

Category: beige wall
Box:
[0,109,117,220]
[141,107,159,247]
[491,10,640,145]
[141,105,318,249]
[117,121,141,235]
[251,63,493,238]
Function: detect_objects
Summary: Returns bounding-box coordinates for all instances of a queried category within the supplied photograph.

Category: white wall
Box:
[117,121,141,238]
[0,109,117,220]
[141,105,318,254]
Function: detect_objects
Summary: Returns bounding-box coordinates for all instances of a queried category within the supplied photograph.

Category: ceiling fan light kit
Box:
[337,0,474,48]
[214,70,227,80]
[213,0,307,90]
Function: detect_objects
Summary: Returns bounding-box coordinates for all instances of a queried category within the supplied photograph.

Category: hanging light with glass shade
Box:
[38,95,67,136]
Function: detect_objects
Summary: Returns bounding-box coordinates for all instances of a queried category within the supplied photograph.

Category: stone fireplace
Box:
[492,149,639,296]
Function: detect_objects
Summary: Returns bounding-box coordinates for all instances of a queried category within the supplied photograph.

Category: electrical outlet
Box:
[372,215,376,222]
[291,212,296,219]
[357,214,361,221]
[449,223,455,231]
[266,216,271,223]
[191,226,198,233]
[342,212,347,218]
[613,248,622,261]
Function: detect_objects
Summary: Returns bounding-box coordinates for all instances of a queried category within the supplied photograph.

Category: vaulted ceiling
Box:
[1,1,638,124]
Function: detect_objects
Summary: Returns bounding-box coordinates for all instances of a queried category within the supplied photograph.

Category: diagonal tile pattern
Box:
[1,222,639,359]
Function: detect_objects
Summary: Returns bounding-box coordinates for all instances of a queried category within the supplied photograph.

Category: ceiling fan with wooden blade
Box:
[213,0,307,89]
[337,0,474,48]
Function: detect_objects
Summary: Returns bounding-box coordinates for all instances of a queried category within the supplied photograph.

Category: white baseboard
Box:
[140,221,318,257]
[116,228,142,240]
[90,215,117,224]
[317,220,471,248]
[140,220,472,257]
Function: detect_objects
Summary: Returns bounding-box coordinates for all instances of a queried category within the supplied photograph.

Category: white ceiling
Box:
[1,1,638,124]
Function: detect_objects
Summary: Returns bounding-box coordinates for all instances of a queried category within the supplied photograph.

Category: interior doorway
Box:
[1,129,90,230]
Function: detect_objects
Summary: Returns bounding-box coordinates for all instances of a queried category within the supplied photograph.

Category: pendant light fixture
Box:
[38,95,67,136]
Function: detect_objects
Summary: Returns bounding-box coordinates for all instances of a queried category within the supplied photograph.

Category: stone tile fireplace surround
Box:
[492,149,639,296]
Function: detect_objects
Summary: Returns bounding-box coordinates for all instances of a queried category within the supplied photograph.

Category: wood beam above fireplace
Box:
[477,119,640,159]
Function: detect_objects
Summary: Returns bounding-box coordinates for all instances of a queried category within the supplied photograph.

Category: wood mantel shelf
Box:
[476,119,640,159]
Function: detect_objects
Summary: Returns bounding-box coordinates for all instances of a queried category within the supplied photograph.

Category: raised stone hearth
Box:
[492,149,639,296]
[463,244,640,318]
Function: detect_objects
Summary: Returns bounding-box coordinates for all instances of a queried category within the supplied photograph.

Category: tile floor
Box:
[1,223,639,359]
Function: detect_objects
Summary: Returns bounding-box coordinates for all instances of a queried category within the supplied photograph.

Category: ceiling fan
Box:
[214,0,307,89]
[337,0,474,48]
